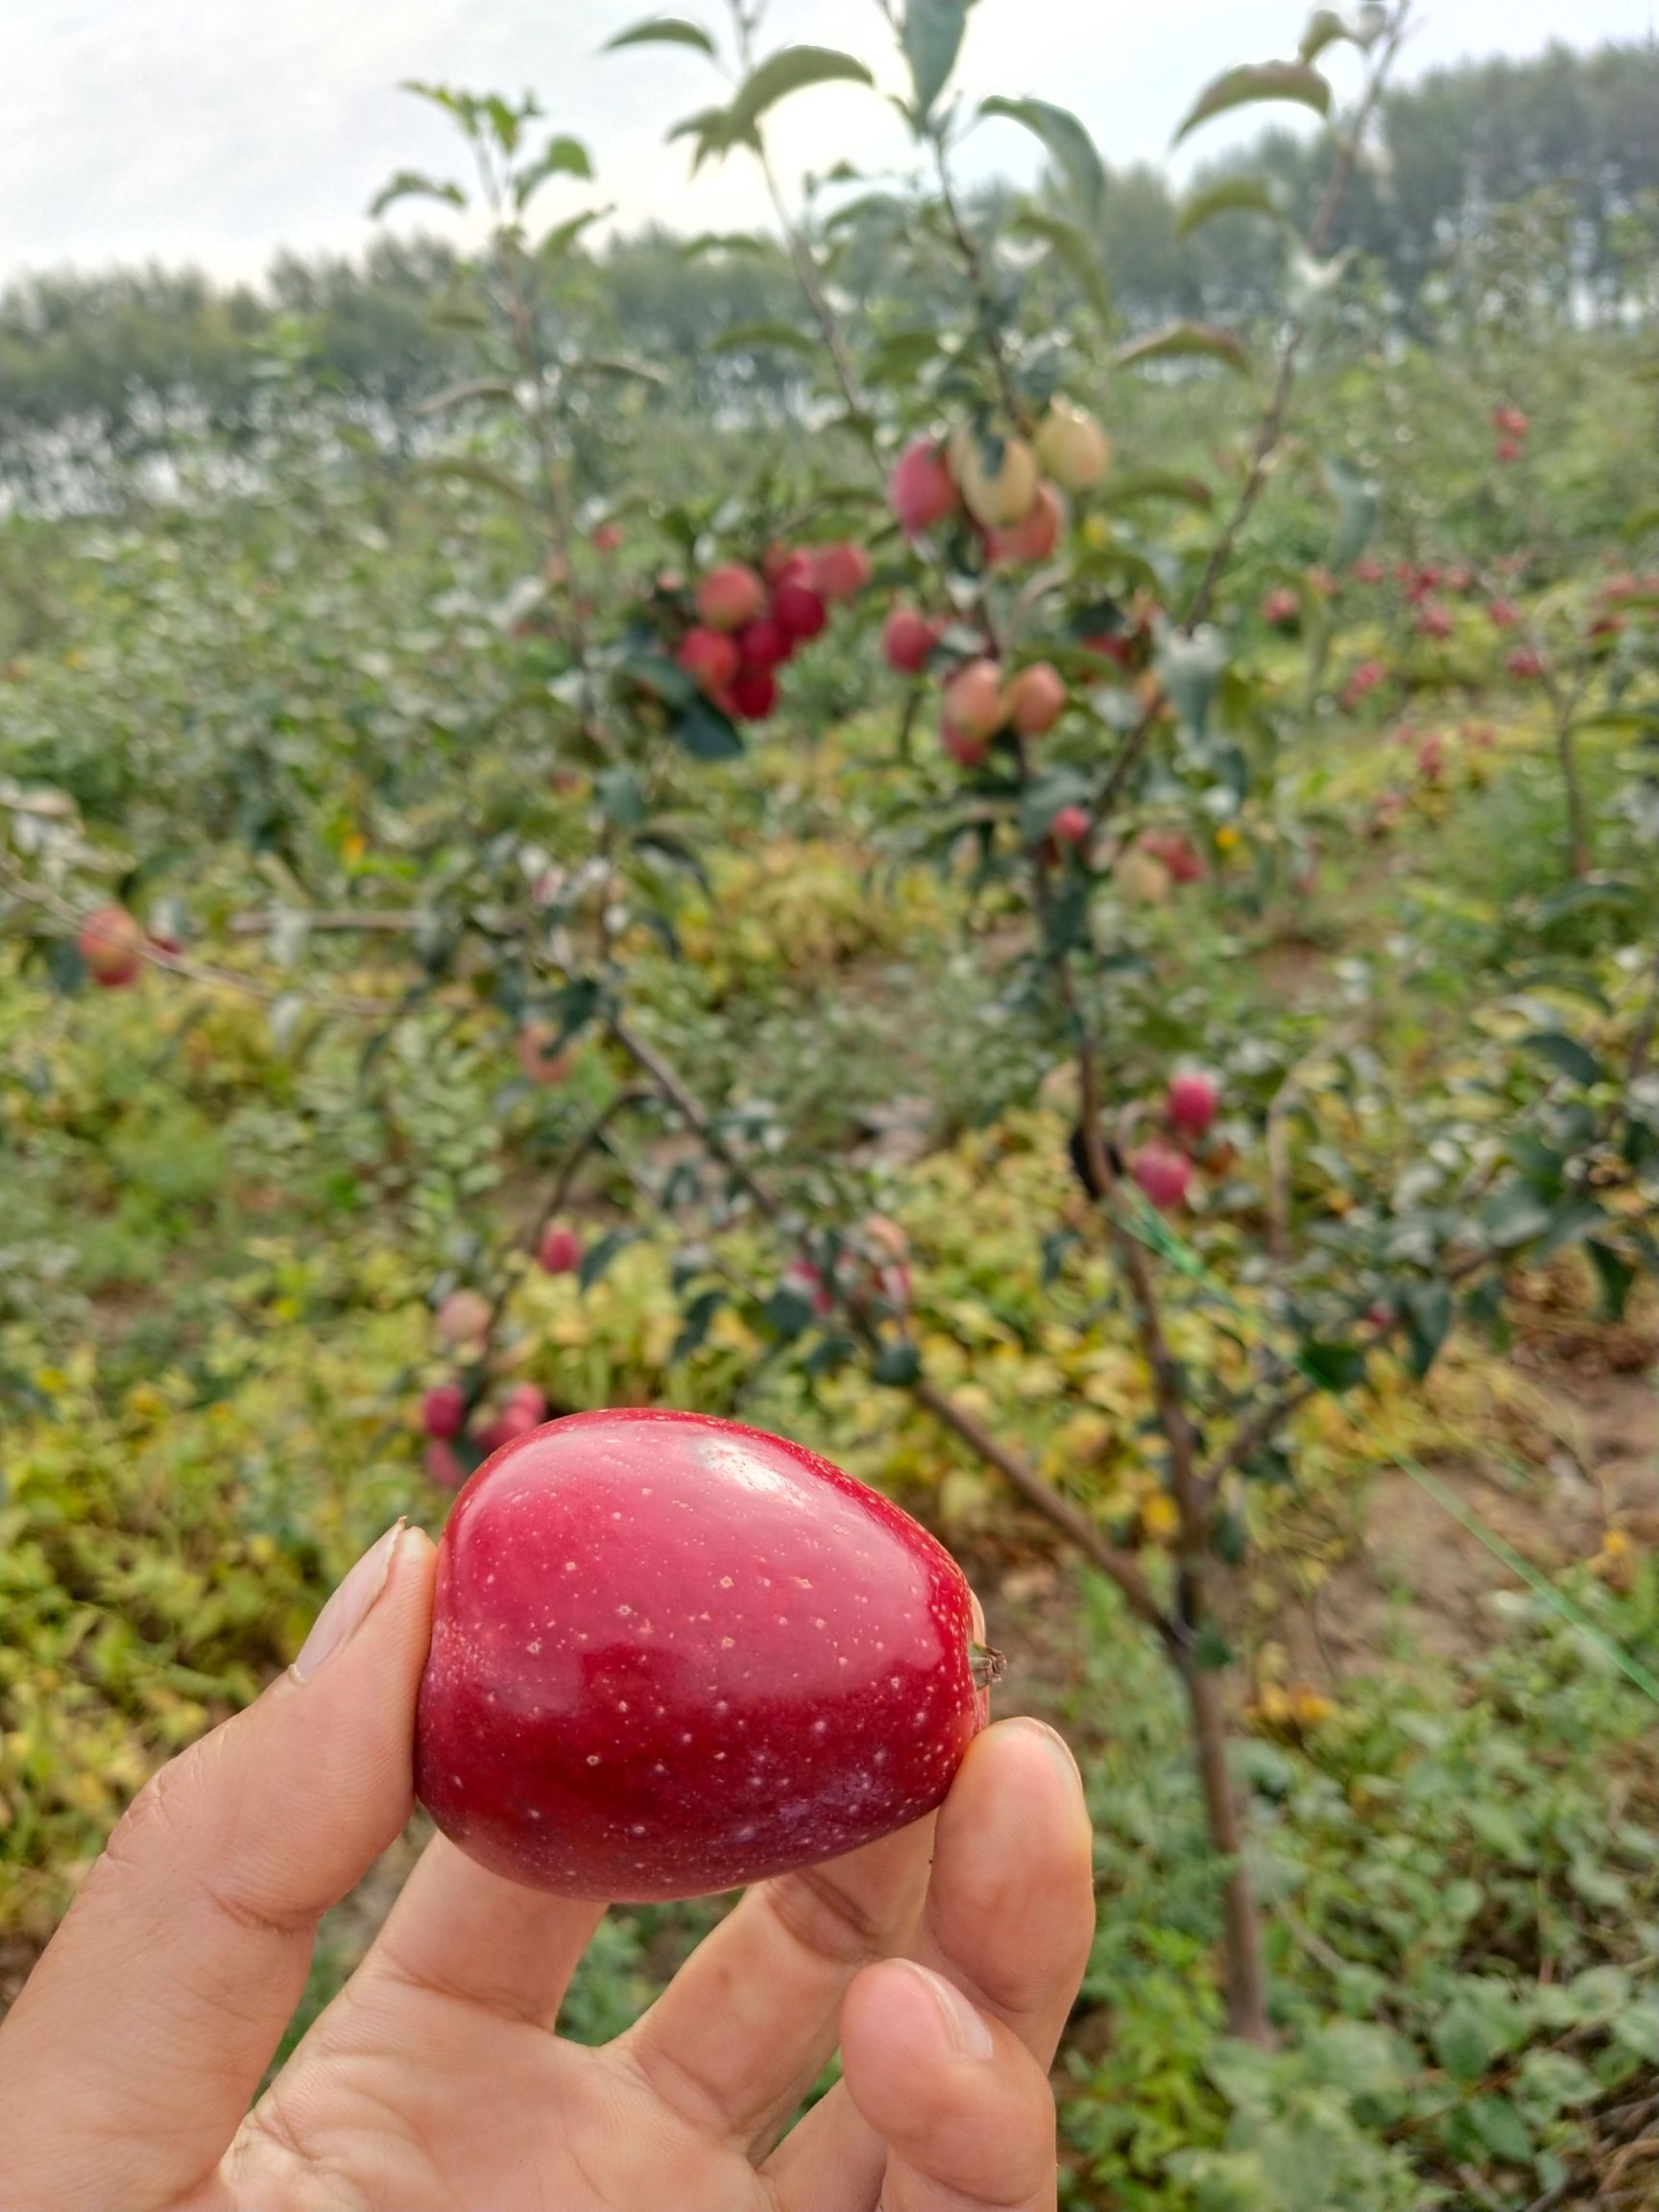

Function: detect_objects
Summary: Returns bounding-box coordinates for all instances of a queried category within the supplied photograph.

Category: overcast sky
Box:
[2,1,1655,287]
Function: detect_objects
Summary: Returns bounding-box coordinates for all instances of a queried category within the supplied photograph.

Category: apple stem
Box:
[969,1642,1007,1691]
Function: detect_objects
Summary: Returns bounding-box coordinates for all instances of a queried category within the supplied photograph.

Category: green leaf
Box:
[671,1287,726,1361]
[729,45,875,135]
[605,16,717,55]
[1467,2095,1532,2166]
[673,699,746,760]
[1297,1339,1368,1392]
[1175,60,1332,144]
[1587,1240,1636,1322]
[369,170,467,219]
[1520,1029,1605,1088]
[765,1286,818,1339]
[1481,1183,1555,1251]
[578,1228,641,1290]
[1324,455,1378,569]
[1402,1281,1453,1380]
[1112,321,1250,374]
[593,766,645,827]
[1433,2002,1498,2084]
[902,0,971,121]
[1005,208,1113,323]
[1299,8,1359,62]
[979,96,1106,220]
[710,320,820,355]
[1097,468,1215,510]
[871,1340,923,1387]
[514,134,593,209]
[1612,1997,1659,2065]
[1174,175,1285,240]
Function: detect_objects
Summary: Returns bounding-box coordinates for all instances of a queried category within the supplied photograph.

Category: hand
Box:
[0,1519,1094,2212]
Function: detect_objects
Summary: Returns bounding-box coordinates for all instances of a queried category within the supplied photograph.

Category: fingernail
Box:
[1016,1716,1082,1783]
[291,1521,406,1683]
[904,1961,995,2062]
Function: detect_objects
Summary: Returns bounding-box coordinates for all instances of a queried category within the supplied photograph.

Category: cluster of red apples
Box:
[673,540,870,722]
[1128,1068,1221,1214]
[878,399,1114,854]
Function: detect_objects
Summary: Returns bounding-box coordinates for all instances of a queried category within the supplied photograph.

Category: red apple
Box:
[696,564,765,633]
[882,607,942,675]
[422,1383,468,1440]
[590,522,623,554]
[730,666,780,720]
[888,439,961,538]
[677,626,742,694]
[1050,805,1092,849]
[1130,1141,1192,1212]
[1415,603,1453,639]
[1507,646,1547,682]
[415,1409,995,1899]
[1166,1070,1218,1138]
[517,1021,573,1086]
[734,617,792,671]
[985,482,1063,566]
[78,904,144,988]
[770,580,827,643]
[941,718,988,769]
[424,1439,468,1492]
[1262,588,1300,629]
[811,541,871,603]
[537,1224,584,1276]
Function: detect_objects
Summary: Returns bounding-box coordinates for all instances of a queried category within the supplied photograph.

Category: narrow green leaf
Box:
[902,0,971,121]
[1296,1339,1368,1392]
[979,96,1106,220]
[579,1229,641,1291]
[709,320,820,355]
[1402,1282,1453,1380]
[1112,321,1250,374]
[1097,468,1215,510]
[369,170,467,219]
[1174,60,1332,145]
[605,16,717,55]
[729,46,875,137]
[1175,175,1285,240]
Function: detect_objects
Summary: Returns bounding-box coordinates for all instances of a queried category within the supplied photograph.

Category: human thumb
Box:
[0,1520,435,2212]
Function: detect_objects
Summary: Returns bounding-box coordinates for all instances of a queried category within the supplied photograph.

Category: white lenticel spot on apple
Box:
[587,1754,601,1765]
[616,1603,633,1617]
[721,1636,734,1648]
[526,1640,541,1654]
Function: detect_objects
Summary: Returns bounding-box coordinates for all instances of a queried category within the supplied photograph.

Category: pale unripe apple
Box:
[986,481,1064,566]
[1115,850,1171,905]
[944,659,1007,743]
[436,1287,493,1351]
[696,564,765,632]
[1034,400,1110,493]
[888,440,960,538]
[948,426,1040,530]
[1003,662,1067,737]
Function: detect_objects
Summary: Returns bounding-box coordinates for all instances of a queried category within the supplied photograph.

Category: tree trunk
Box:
[1175,1648,1274,2046]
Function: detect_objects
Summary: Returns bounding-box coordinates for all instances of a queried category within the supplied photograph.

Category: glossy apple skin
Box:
[416,1408,988,1900]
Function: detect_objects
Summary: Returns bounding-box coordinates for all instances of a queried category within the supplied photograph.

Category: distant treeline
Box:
[1,39,1654,500]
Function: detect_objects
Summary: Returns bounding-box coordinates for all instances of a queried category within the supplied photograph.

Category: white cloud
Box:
[0,0,1653,282]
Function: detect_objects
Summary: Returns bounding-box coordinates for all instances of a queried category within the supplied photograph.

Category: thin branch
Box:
[605,1009,1174,1636]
